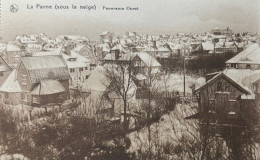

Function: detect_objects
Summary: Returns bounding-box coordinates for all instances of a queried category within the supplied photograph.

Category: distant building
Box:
[226,43,260,69]
[132,52,161,75]
[214,42,238,54]
[61,50,91,86]
[211,27,233,36]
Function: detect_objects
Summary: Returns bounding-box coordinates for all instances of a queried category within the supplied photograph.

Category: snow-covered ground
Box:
[127,103,200,158]
[127,103,260,159]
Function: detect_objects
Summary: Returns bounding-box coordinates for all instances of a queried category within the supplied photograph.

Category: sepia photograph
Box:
[0,0,259,159]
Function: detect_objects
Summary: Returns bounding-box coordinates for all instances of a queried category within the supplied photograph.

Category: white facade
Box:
[62,50,91,86]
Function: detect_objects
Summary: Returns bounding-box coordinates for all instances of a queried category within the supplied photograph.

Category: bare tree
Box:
[103,61,137,133]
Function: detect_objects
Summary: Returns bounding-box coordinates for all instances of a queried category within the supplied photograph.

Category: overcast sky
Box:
[1,0,260,41]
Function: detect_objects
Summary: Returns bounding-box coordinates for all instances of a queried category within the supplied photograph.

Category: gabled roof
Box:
[135,52,161,67]
[82,66,110,92]
[20,55,70,83]
[61,50,91,68]
[0,70,21,92]
[226,43,260,64]
[195,72,251,95]
[0,56,12,71]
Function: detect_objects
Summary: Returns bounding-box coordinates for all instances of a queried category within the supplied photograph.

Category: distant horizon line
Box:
[1,29,259,42]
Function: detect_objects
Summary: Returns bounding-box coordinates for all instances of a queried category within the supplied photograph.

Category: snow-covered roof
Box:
[82,66,110,92]
[226,43,260,64]
[33,46,62,56]
[0,70,21,92]
[62,50,91,68]
[196,69,256,95]
[223,68,260,93]
[21,55,70,83]
[202,42,214,51]
[135,52,161,67]
[31,80,65,95]
[157,47,170,52]
[6,44,20,52]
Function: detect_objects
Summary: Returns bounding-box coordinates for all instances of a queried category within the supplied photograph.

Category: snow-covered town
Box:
[0,27,259,159]
[0,0,260,159]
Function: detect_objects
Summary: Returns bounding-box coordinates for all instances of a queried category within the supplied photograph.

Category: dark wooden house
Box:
[16,55,70,107]
[194,72,259,138]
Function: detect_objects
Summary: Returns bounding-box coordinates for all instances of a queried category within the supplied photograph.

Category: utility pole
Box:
[183,56,186,103]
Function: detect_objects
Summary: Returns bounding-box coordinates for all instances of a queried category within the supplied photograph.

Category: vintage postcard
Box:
[0,0,259,159]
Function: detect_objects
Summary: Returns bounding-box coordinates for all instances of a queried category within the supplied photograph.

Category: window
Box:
[79,68,84,72]
[85,67,88,70]
[85,75,89,79]
[235,64,238,69]
[4,93,8,99]
[217,82,222,91]
[246,64,251,69]
[22,92,28,102]
[32,96,40,104]
[70,68,75,73]
[68,58,77,61]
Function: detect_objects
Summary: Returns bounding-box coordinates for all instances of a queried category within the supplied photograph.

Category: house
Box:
[26,43,43,53]
[0,56,12,86]
[14,55,70,106]
[0,70,21,105]
[226,43,260,69]
[156,47,171,58]
[61,50,91,86]
[211,27,233,36]
[132,52,161,75]
[5,43,24,67]
[73,44,99,71]
[190,43,203,55]
[214,42,238,54]
[202,42,214,54]
[180,44,192,56]
[18,35,38,44]
[194,70,259,137]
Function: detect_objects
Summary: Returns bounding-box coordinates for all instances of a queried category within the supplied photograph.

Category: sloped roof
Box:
[21,55,70,83]
[0,70,21,92]
[223,69,260,92]
[202,42,214,51]
[62,50,91,68]
[6,44,20,52]
[195,71,252,95]
[135,52,161,67]
[226,43,260,64]
[82,66,110,92]
[31,80,65,95]
[0,56,12,71]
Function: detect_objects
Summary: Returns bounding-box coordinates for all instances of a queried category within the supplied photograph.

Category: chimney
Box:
[115,49,120,60]
[65,44,73,56]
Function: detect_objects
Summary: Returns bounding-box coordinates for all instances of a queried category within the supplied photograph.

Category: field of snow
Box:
[127,103,200,158]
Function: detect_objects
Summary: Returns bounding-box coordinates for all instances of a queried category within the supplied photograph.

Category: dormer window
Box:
[68,58,77,61]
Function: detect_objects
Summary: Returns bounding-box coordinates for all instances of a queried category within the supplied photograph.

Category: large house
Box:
[226,43,260,69]
[0,55,70,106]
[214,42,238,54]
[193,44,260,139]
[61,50,91,86]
